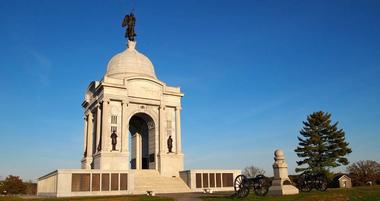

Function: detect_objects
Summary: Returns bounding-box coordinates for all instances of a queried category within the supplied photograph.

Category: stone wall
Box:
[179,169,241,192]
[37,169,134,197]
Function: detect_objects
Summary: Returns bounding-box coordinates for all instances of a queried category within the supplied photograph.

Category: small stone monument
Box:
[268,149,299,195]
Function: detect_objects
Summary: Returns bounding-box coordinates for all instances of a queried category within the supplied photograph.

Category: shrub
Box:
[2,175,26,194]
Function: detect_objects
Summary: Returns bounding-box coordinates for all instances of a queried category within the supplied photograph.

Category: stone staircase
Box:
[133,170,191,194]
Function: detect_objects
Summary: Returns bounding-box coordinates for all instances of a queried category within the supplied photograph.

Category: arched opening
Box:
[129,113,155,170]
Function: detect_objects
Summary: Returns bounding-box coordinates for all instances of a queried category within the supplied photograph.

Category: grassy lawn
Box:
[1,187,379,201]
[201,186,380,201]
[0,195,174,201]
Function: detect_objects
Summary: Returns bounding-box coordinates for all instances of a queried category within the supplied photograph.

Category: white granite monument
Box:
[80,39,184,177]
[36,12,240,197]
[268,149,299,195]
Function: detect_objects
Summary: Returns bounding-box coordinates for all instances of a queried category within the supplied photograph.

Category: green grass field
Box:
[0,186,379,201]
[202,186,380,201]
[0,195,174,201]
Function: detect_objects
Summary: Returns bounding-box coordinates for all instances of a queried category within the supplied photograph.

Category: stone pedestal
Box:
[158,153,184,177]
[92,152,129,170]
[268,149,299,195]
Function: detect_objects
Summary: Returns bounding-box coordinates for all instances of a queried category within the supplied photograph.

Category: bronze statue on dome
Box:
[122,12,137,41]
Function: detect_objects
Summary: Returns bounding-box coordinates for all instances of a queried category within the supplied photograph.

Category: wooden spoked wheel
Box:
[234,175,250,198]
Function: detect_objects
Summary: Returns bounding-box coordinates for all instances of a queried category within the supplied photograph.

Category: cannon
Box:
[233,174,271,198]
[297,171,328,192]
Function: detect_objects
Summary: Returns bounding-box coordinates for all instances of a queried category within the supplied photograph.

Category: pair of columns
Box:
[83,101,111,160]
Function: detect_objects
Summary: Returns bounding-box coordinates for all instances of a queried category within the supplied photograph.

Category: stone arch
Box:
[128,111,158,170]
[127,107,158,129]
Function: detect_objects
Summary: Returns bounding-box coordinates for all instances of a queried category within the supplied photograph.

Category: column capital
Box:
[175,106,182,111]
[102,98,110,104]
[159,105,166,110]
[121,100,129,106]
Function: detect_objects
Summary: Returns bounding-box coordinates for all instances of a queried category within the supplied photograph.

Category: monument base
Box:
[93,152,129,170]
[268,184,299,195]
[158,153,184,177]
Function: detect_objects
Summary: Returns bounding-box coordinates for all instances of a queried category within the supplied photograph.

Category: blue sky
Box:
[0,0,379,181]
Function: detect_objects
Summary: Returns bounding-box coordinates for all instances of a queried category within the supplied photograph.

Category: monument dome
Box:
[105,41,157,79]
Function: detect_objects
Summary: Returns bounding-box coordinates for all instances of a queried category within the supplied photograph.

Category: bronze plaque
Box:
[111,173,119,191]
[222,173,233,187]
[81,174,90,191]
[210,173,215,187]
[120,173,128,190]
[72,173,90,192]
[203,173,209,188]
[102,173,109,191]
[216,173,221,187]
[71,174,81,192]
[92,174,100,191]
[196,173,202,188]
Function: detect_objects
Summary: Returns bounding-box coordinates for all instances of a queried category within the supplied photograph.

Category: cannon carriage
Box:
[297,171,328,192]
[233,174,271,198]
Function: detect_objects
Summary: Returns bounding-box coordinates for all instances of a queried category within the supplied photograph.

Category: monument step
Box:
[132,170,160,176]
[133,172,190,194]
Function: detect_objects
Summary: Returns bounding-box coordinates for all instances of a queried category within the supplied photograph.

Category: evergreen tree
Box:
[295,111,352,174]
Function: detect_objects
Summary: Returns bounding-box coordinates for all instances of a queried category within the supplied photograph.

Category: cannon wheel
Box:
[315,174,328,191]
[298,173,312,192]
[253,174,269,196]
[234,175,250,198]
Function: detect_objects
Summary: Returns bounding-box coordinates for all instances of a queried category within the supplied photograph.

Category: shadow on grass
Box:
[201,186,380,201]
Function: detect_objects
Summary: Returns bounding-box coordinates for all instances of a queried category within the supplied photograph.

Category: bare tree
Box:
[242,165,265,178]
[347,160,380,186]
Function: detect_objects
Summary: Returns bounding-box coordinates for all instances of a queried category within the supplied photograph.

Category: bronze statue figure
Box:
[122,12,137,41]
[167,136,173,153]
[111,131,118,151]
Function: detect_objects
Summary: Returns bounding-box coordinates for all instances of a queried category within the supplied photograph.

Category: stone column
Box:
[121,101,128,153]
[83,114,88,157]
[131,133,142,170]
[82,112,94,169]
[101,99,110,152]
[136,133,142,170]
[175,107,182,154]
[96,104,101,153]
[86,112,93,157]
[159,106,165,154]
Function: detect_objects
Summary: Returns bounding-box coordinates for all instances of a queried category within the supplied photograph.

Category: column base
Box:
[81,157,93,169]
[268,179,299,195]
